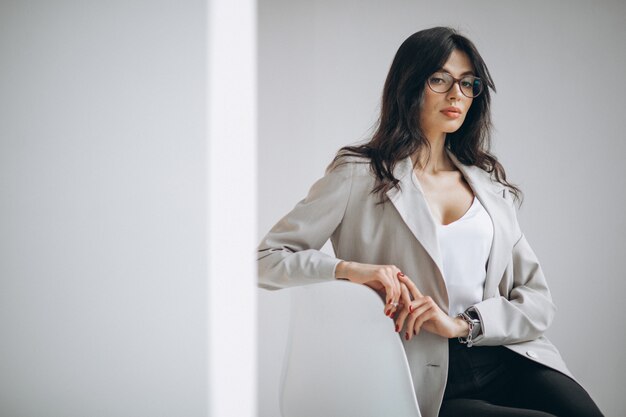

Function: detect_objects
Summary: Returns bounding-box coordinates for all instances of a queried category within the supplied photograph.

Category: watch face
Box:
[466,308,480,321]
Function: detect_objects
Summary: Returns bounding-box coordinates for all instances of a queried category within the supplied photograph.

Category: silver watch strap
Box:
[457,309,481,347]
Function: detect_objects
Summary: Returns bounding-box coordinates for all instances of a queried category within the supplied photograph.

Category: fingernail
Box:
[409,306,413,313]
[395,324,399,332]
[397,272,405,278]
[385,310,390,316]
[405,332,409,340]
[413,328,417,335]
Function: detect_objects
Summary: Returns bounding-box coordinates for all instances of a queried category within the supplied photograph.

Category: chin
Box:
[443,124,463,133]
[444,121,463,133]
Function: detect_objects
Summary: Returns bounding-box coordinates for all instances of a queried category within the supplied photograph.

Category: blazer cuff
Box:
[330,257,344,280]
[468,297,513,345]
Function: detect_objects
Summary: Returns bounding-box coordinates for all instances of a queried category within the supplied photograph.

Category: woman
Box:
[258,27,603,417]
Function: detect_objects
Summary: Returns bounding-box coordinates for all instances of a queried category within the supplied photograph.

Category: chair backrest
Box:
[278,280,421,417]
[258,286,292,417]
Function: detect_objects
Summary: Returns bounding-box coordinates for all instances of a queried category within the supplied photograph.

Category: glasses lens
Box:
[461,76,483,98]
[428,72,484,98]
[428,72,453,93]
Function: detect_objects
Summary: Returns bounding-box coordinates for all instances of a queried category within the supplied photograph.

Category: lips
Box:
[441,106,461,114]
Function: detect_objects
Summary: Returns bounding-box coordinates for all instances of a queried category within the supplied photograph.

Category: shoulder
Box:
[325,154,372,177]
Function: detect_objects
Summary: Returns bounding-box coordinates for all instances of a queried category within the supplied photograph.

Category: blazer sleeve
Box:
[257,161,354,290]
[469,231,557,346]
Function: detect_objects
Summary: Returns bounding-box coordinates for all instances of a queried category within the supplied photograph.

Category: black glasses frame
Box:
[426,72,483,98]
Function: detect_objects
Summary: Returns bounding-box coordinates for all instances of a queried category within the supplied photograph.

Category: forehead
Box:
[439,50,475,76]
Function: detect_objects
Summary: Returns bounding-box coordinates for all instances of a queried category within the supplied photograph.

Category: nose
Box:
[446,80,463,101]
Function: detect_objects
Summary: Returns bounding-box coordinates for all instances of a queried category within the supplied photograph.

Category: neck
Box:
[412,133,455,174]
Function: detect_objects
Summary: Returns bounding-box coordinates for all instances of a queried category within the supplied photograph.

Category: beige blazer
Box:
[258,148,576,417]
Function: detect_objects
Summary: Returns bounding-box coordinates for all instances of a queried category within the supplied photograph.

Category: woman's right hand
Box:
[335,261,412,317]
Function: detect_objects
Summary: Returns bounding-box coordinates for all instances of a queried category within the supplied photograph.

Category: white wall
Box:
[258,1,626,416]
[0,1,257,416]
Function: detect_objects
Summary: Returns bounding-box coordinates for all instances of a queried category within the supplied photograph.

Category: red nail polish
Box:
[413,328,417,335]
[385,310,390,316]
[409,306,413,313]
[397,272,405,278]
[405,332,409,340]
[395,324,399,332]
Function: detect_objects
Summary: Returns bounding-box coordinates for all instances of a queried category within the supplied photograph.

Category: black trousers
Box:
[439,338,604,417]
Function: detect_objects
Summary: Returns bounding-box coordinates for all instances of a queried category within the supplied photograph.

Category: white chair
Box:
[258,280,422,417]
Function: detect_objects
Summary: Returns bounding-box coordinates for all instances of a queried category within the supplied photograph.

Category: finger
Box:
[393,284,412,331]
[412,295,436,330]
[400,283,412,311]
[375,288,392,316]
[390,270,408,313]
[397,273,422,298]
[384,268,406,316]
[385,294,400,317]
[395,303,410,334]
[383,279,393,306]
[389,270,403,315]
[412,306,436,339]
[404,297,431,337]
[383,302,391,317]
[382,276,396,316]
[406,302,433,339]
[397,273,423,300]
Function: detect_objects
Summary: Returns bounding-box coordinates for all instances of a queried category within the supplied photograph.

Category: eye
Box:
[430,76,445,84]
[460,79,473,88]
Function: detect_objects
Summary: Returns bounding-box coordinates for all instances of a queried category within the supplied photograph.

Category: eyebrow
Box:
[439,68,475,76]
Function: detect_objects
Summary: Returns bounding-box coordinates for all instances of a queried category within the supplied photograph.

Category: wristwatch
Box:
[456,307,481,347]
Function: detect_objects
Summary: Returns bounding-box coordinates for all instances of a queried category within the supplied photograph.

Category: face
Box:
[419,49,476,141]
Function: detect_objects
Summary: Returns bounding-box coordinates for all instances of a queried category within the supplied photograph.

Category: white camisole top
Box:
[434,195,494,317]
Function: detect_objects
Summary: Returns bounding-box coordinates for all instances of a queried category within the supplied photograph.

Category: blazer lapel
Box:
[447,150,518,300]
[386,150,518,304]
[385,157,445,280]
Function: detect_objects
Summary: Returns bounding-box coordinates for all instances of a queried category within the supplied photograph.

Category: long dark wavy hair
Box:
[331,26,523,207]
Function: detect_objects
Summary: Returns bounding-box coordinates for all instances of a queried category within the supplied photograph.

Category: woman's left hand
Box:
[395,274,468,341]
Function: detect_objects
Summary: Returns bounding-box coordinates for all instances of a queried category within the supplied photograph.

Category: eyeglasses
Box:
[426,72,484,98]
